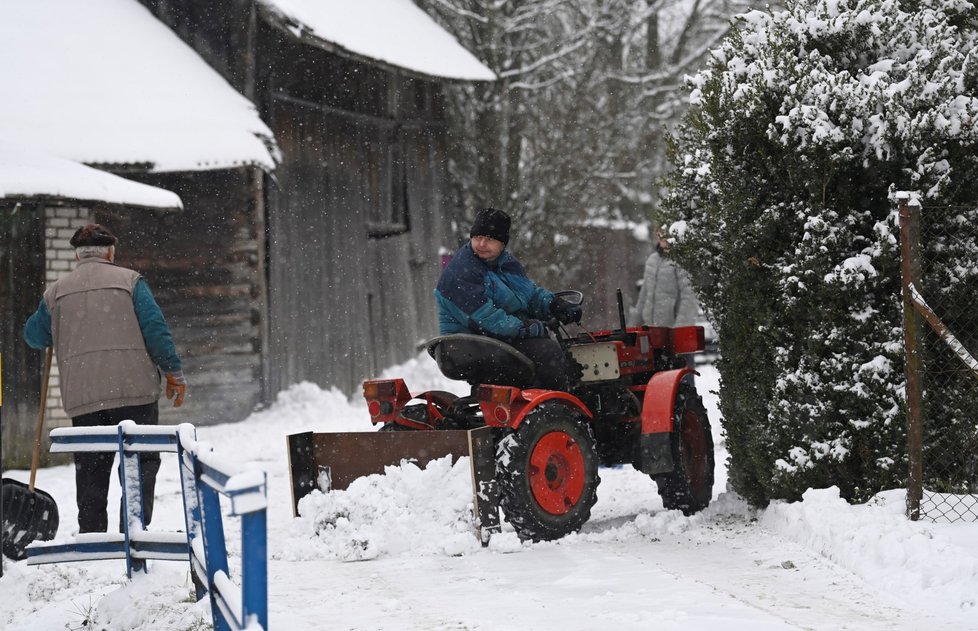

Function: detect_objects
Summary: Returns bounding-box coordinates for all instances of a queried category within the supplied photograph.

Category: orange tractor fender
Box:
[641,367,698,435]
[479,387,593,430]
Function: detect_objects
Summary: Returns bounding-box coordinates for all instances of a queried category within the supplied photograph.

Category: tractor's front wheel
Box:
[496,403,599,541]
[653,380,715,514]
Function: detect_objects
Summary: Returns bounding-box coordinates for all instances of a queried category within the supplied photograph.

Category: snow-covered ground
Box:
[2,356,976,630]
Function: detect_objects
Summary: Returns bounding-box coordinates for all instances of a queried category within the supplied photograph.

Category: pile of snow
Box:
[763,487,978,615]
[289,457,490,562]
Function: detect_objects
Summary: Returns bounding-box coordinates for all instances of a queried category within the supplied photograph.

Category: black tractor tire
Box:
[653,380,715,515]
[496,403,600,541]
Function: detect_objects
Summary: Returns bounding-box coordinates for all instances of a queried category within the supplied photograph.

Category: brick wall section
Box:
[43,205,93,432]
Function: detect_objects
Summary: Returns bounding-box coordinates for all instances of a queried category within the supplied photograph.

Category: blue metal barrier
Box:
[26,421,268,631]
[176,424,268,631]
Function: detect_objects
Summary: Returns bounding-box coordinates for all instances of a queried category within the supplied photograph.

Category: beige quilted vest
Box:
[44,257,161,417]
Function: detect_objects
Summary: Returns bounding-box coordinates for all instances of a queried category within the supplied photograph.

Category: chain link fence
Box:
[900,197,978,522]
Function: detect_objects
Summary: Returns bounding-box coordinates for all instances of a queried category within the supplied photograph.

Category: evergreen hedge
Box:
[661,0,978,505]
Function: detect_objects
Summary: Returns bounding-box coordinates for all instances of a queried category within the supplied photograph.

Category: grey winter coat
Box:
[630,249,700,327]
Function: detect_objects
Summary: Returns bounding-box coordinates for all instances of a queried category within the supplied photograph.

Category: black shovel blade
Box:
[1,477,60,560]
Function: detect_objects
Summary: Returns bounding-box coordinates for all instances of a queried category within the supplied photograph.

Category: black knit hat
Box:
[69,224,118,248]
[469,208,511,244]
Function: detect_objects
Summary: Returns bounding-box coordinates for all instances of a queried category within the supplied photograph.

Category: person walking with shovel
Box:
[22,224,186,534]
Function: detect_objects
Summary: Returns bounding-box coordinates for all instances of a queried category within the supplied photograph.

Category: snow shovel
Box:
[1,347,60,560]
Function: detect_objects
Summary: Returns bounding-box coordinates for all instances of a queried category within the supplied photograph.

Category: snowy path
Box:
[2,362,976,630]
[260,465,966,631]
[267,530,961,631]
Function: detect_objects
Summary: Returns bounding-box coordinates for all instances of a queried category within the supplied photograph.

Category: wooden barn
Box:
[143,0,495,393]
[1,0,494,468]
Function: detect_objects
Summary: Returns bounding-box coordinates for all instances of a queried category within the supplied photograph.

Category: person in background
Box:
[630,226,700,328]
[435,207,581,390]
[23,224,186,533]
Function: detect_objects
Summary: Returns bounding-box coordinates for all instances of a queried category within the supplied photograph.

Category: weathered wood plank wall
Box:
[0,204,44,468]
[99,169,265,425]
[139,0,457,397]
[262,29,453,394]
[265,97,375,393]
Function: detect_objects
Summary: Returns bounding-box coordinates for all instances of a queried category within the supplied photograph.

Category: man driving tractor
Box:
[434,207,582,390]
[335,208,715,543]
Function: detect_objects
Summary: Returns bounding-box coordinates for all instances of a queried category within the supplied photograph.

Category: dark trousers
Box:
[72,402,161,533]
[509,337,578,391]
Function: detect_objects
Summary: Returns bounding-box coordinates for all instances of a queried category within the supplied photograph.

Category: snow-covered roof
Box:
[0,142,182,210]
[259,0,496,82]
[0,0,278,173]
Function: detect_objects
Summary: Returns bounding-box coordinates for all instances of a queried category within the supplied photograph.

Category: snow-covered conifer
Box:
[662,0,978,504]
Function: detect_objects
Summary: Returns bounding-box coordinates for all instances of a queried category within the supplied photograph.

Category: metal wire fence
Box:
[900,197,978,522]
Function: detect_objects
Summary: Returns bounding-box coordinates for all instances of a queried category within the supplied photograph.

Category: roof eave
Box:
[258,5,496,84]
[86,160,275,176]
[1,194,183,213]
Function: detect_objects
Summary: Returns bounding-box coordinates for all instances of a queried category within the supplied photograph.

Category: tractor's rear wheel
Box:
[496,403,599,541]
[653,380,715,514]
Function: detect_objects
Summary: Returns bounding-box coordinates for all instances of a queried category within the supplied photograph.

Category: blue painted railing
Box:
[26,421,268,631]
[176,424,268,631]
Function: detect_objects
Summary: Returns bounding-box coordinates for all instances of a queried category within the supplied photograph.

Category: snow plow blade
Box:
[286,427,499,543]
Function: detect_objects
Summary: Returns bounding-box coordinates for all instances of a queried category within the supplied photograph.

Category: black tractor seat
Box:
[425,333,536,387]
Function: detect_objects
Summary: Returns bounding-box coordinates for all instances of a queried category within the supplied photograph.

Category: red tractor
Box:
[361,291,715,542]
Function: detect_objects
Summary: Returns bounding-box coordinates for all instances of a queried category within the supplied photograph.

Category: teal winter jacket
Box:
[435,243,554,340]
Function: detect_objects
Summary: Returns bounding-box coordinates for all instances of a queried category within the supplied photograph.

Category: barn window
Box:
[366,124,410,239]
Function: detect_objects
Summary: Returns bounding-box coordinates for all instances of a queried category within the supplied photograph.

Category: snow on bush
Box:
[662,0,978,505]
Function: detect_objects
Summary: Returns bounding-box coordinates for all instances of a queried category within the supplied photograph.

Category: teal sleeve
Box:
[23,299,53,349]
[133,279,182,373]
[468,300,526,339]
[530,286,556,320]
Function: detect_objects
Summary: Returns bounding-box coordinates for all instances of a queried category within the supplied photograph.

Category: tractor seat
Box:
[425,334,535,387]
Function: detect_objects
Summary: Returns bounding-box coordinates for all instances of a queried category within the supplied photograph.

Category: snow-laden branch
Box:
[426,0,489,23]
[497,37,589,79]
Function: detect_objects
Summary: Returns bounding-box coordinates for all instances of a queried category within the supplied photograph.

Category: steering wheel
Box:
[553,289,584,306]
[547,290,585,341]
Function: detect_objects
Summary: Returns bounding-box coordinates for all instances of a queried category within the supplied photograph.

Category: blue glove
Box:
[518,319,548,338]
[550,296,582,325]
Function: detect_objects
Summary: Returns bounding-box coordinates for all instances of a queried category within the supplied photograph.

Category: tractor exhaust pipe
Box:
[616,288,626,331]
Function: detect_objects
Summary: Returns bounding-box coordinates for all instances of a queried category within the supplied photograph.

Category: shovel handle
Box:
[29,346,53,493]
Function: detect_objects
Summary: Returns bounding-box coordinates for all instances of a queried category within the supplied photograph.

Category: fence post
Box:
[199,480,230,620]
[176,425,206,600]
[241,509,268,629]
[119,423,149,576]
[898,193,924,520]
